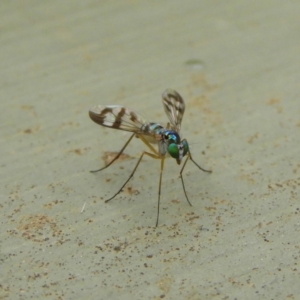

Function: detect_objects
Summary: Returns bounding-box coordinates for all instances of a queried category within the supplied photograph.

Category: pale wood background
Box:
[1,1,300,299]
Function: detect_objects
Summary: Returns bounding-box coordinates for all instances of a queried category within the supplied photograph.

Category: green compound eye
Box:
[182,140,189,156]
[168,143,179,159]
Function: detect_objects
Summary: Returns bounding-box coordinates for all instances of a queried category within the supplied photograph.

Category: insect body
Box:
[89,89,211,226]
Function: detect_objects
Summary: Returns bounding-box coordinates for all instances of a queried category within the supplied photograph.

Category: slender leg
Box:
[138,134,165,226]
[105,151,160,203]
[137,134,160,156]
[156,157,165,227]
[179,155,193,206]
[90,133,135,173]
[97,134,163,226]
[179,152,212,206]
[189,152,212,173]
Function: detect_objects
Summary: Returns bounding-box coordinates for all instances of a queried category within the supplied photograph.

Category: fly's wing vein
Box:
[89,105,152,135]
[162,89,185,133]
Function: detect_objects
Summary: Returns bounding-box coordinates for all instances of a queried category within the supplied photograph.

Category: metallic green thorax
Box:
[158,129,189,164]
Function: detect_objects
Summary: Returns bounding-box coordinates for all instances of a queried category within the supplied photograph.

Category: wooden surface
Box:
[1,1,300,299]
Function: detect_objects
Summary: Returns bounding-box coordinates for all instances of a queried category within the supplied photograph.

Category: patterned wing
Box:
[89,105,149,134]
[162,89,185,133]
